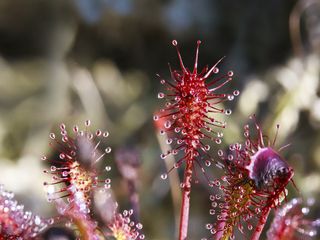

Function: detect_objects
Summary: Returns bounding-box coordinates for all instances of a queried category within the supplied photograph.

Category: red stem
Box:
[251,207,271,240]
[179,159,193,240]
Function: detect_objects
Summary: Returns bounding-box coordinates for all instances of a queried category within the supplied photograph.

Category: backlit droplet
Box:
[164,121,171,128]
[103,131,109,137]
[49,133,55,139]
[96,129,102,136]
[206,224,212,230]
[225,109,232,115]
[228,95,234,101]
[50,166,56,171]
[158,92,165,99]
[233,90,240,96]
[73,125,79,132]
[161,173,168,180]
[210,229,217,234]
[105,166,111,171]
[105,147,112,153]
[172,40,178,46]
[205,160,211,167]
[85,120,91,126]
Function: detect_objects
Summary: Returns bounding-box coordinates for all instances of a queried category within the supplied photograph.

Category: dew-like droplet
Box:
[221,176,227,182]
[206,224,213,230]
[96,129,102,136]
[103,131,109,137]
[160,153,166,159]
[164,121,171,129]
[161,173,168,180]
[49,133,55,139]
[85,120,91,126]
[48,218,55,224]
[105,147,112,153]
[136,223,143,230]
[233,90,240,96]
[228,95,234,101]
[302,207,310,214]
[158,92,165,99]
[228,71,234,77]
[225,109,232,115]
[153,115,159,121]
[50,166,56,171]
[60,123,66,130]
[105,166,111,171]
[172,40,178,46]
[73,125,79,133]
[210,228,217,234]
[209,209,216,215]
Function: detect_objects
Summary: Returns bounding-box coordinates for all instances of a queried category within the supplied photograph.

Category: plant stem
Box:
[251,207,271,240]
[179,160,193,240]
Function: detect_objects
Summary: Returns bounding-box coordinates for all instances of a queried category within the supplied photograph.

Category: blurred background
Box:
[0,0,319,239]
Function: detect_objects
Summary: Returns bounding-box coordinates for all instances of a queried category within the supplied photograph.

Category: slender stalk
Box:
[179,159,193,240]
[251,207,271,240]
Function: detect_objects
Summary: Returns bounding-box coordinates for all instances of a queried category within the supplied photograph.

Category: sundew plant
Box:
[2,0,320,235]
[0,38,319,240]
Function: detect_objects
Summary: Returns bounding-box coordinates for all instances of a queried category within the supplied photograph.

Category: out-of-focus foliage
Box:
[0,0,319,239]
